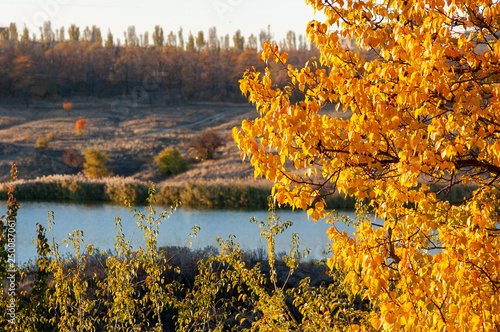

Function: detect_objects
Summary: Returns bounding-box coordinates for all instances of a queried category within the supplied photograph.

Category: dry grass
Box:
[0,99,356,208]
[0,99,259,183]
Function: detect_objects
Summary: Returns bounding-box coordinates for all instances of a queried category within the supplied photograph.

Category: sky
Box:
[1,0,327,43]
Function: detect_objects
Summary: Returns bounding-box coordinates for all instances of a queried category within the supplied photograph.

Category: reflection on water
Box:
[9,201,358,264]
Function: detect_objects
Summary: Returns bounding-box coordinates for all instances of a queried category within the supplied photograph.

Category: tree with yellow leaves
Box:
[234,0,500,330]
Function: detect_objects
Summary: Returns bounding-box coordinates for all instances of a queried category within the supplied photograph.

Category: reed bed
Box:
[0,174,477,210]
[0,176,273,208]
[0,174,148,204]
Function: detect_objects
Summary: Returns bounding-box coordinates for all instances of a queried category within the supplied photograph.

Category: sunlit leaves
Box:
[235,0,500,329]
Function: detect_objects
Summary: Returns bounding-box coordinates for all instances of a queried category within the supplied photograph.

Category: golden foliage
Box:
[82,148,110,179]
[234,0,500,330]
[34,136,49,149]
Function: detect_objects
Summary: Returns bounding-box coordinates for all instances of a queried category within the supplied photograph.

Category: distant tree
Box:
[93,25,102,46]
[222,34,230,50]
[232,30,245,51]
[247,34,257,50]
[68,24,80,41]
[126,25,138,47]
[285,30,296,51]
[259,25,272,46]
[208,26,219,51]
[63,102,73,113]
[38,27,44,43]
[154,148,187,176]
[152,25,164,47]
[10,55,34,102]
[0,28,8,41]
[188,129,225,160]
[42,21,54,43]
[58,26,65,42]
[142,31,149,47]
[62,148,85,169]
[83,148,110,179]
[298,34,307,50]
[35,136,49,149]
[105,29,114,47]
[195,31,205,52]
[21,25,30,42]
[83,26,92,43]
[178,27,184,50]
[167,31,176,47]
[75,119,86,135]
[9,23,17,41]
[186,32,195,52]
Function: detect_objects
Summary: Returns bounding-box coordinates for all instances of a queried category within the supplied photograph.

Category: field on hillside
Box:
[0,99,262,183]
[0,99,348,188]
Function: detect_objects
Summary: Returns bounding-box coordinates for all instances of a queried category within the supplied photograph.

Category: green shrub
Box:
[83,148,111,179]
[154,148,187,176]
[35,136,49,149]
[46,132,57,140]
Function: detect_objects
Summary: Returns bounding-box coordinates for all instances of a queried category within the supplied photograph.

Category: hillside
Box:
[0,99,261,184]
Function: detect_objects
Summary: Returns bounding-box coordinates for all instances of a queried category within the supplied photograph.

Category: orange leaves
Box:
[75,119,86,135]
[260,41,288,65]
[63,102,73,112]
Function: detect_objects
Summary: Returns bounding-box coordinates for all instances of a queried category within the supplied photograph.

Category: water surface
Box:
[9,201,358,264]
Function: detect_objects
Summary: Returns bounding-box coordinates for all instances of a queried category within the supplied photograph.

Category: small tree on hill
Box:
[154,148,187,176]
[63,102,72,113]
[83,148,110,179]
[75,119,86,135]
[63,149,85,169]
[35,136,49,149]
[188,129,225,161]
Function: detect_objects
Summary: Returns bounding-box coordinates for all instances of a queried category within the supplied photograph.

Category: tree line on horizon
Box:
[0,22,318,105]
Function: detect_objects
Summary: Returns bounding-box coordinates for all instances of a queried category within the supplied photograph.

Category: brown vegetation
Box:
[0,100,273,185]
[0,33,319,104]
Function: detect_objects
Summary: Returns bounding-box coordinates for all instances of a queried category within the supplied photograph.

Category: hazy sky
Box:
[2,0,327,42]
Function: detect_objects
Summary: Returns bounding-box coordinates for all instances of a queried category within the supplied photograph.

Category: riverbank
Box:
[0,174,357,210]
[0,172,476,210]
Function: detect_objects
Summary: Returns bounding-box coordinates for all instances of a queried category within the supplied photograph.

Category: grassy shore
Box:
[0,174,359,210]
[0,174,477,210]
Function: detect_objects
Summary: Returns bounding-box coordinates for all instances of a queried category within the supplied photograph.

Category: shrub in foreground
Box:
[0,180,370,331]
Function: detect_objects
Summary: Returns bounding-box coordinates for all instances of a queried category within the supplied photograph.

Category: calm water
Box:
[7,201,358,264]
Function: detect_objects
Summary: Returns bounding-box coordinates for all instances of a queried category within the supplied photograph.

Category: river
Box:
[6,201,359,265]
